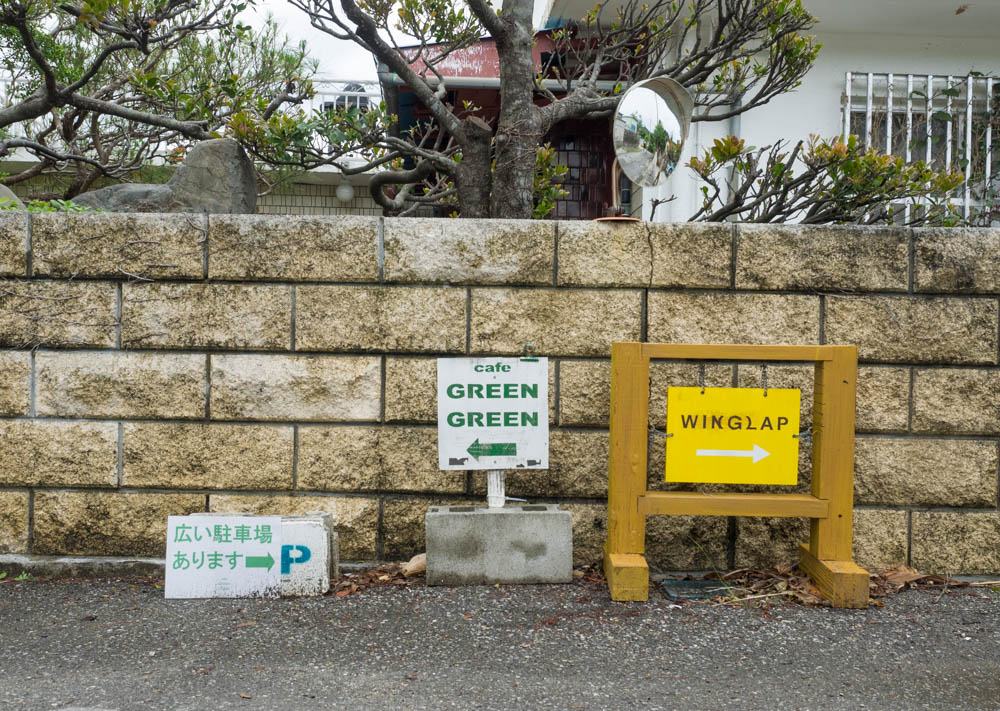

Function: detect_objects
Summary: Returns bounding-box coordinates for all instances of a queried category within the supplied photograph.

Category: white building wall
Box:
[652,31,1000,222]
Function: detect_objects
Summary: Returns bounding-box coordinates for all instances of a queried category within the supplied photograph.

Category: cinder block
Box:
[279,515,338,597]
[426,504,572,585]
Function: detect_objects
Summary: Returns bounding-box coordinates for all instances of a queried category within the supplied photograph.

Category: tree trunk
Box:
[490,0,542,219]
[455,116,494,218]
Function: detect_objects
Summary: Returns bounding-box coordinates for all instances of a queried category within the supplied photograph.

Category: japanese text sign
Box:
[165,515,282,598]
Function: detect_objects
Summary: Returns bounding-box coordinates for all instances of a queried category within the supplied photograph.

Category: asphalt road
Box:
[1,577,997,710]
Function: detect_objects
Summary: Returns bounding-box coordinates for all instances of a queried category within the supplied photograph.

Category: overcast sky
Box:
[248,0,548,83]
[250,1,380,82]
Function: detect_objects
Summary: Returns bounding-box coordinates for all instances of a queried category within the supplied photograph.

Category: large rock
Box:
[75,139,256,213]
[0,185,24,209]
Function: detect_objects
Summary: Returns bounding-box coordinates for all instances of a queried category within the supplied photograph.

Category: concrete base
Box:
[426,505,572,585]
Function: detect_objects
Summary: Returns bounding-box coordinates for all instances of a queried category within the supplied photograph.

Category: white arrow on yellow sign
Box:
[696,444,770,463]
[666,387,801,486]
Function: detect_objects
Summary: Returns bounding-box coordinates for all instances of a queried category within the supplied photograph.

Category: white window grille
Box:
[843,72,998,223]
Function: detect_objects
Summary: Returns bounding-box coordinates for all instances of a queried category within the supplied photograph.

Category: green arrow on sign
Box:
[467,438,517,460]
[245,553,275,570]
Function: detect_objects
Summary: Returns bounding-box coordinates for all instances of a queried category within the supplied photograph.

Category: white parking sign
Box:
[437,357,548,470]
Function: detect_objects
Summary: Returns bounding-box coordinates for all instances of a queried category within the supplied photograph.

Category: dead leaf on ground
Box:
[238,693,252,699]
[677,562,972,607]
[236,620,257,628]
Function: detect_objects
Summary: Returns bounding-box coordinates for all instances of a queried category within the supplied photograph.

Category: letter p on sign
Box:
[281,544,311,575]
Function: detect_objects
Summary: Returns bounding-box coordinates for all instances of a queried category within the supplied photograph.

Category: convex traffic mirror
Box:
[612,76,693,187]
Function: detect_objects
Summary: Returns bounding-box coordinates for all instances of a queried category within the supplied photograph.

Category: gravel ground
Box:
[0,576,997,710]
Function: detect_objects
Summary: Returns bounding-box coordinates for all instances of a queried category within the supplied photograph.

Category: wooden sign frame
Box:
[605,342,869,608]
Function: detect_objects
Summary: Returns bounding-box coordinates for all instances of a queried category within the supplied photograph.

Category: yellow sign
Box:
[665,387,801,485]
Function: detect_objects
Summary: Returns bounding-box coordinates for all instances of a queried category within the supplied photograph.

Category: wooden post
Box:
[605,342,651,601]
[801,345,869,608]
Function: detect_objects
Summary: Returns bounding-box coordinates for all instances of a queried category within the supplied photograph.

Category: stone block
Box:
[647,293,820,347]
[470,288,642,356]
[911,512,1000,574]
[32,491,204,556]
[471,429,608,498]
[296,426,380,492]
[0,350,29,415]
[857,367,910,432]
[385,357,437,423]
[210,354,380,421]
[649,362,733,429]
[37,351,206,419]
[122,423,294,490]
[378,427,465,493]
[296,285,466,353]
[425,505,572,585]
[384,218,553,285]
[735,517,810,568]
[0,280,116,348]
[824,296,997,364]
[297,426,464,494]
[208,214,377,281]
[736,363,814,428]
[0,420,118,487]
[645,514,729,572]
[913,368,1000,434]
[558,359,610,427]
[559,502,606,566]
[0,491,28,554]
[381,497,472,560]
[280,515,338,596]
[32,213,204,279]
[0,212,26,277]
[209,494,378,561]
[854,437,997,507]
[557,221,730,288]
[122,283,291,349]
[853,508,907,571]
[914,227,1000,293]
[736,224,908,291]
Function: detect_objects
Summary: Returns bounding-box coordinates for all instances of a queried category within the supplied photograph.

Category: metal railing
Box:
[844,71,998,221]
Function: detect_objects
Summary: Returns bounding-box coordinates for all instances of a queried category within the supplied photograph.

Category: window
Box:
[844,72,1000,221]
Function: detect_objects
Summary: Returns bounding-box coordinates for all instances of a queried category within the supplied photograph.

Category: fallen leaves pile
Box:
[328,556,1000,607]
[330,564,420,597]
[677,564,1000,607]
[329,555,427,597]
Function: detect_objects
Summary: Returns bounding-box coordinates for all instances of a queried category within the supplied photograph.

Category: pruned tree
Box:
[0,0,314,198]
[239,0,820,218]
[688,134,966,224]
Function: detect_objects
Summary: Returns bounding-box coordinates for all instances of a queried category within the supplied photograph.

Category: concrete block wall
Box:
[1,212,999,574]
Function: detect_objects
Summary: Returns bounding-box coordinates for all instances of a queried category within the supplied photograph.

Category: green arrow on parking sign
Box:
[245,553,275,570]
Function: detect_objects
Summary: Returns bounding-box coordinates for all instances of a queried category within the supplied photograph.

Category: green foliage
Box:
[13,571,31,582]
[688,134,966,224]
[1,1,315,197]
[533,143,569,219]
[0,198,98,212]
